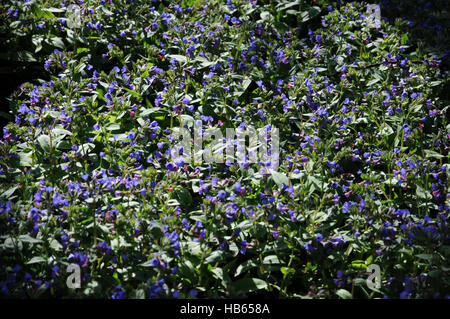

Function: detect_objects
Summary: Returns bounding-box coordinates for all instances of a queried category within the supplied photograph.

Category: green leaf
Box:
[3,237,23,250]
[300,6,321,22]
[336,289,353,299]
[18,235,42,244]
[205,250,227,264]
[277,0,300,11]
[42,7,65,13]
[380,124,394,136]
[78,143,95,156]
[172,187,193,207]
[416,254,433,260]
[260,11,273,22]
[52,128,73,145]
[263,255,281,264]
[416,186,432,200]
[351,260,368,270]
[27,256,47,265]
[280,267,295,276]
[18,151,33,166]
[210,267,231,288]
[32,4,56,20]
[367,78,380,86]
[37,135,51,153]
[401,34,409,45]
[186,241,202,257]
[77,47,89,55]
[140,107,160,117]
[193,56,215,69]
[179,260,196,283]
[130,289,146,299]
[16,51,37,62]
[353,278,367,287]
[232,277,268,293]
[1,186,18,199]
[123,87,142,99]
[105,123,121,131]
[235,260,257,277]
[270,170,289,188]
[180,114,195,126]
[228,242,239,257]
[424,150,444,159]
[167,55,187,63]
[235,219,253,231]
[50,239,63,251]
[238,78,252,97]
[51,37,65,49]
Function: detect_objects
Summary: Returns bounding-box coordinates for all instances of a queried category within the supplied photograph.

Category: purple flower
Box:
[400,289,410,299]
[1,285,9,296]
[190,289,198,297]
[24,273,32,282]
[240,240,248,254]
[304,242,313,251]
[127,132,136,140]
[218,190,227,199]
[165,162,175,171]
[111,284,126,299]
[150,257,159,267]
[18,104,29,114]
[400,58,408,67]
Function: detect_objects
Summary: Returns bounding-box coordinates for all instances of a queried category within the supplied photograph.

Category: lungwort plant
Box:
[0,0,449,299]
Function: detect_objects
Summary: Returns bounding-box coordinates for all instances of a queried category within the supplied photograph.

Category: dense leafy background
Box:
[0,0,449,299]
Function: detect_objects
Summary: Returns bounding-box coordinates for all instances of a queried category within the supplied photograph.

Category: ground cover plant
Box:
[0,0,449,299]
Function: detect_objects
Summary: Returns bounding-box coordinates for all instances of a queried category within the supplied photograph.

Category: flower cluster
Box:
[0,0,448,299]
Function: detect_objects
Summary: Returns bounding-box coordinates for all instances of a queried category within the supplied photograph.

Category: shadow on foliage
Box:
[1,0,448,134]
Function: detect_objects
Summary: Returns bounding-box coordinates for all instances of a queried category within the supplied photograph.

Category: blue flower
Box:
[240,240,248,254]
[18,104,29,114]
[1,284,9,296]
[150,257,159,267]
[400,289,410,299]
[218,190,227,199]
[127,132,136,140]
[165,162,175,171]
[190,289,198,297]
[400,58,408,66]
[112,285,126,299]
[24,273,32,282]
[304,242,313,251]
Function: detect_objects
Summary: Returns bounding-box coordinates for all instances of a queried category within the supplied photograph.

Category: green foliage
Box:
[0,0,449,299]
